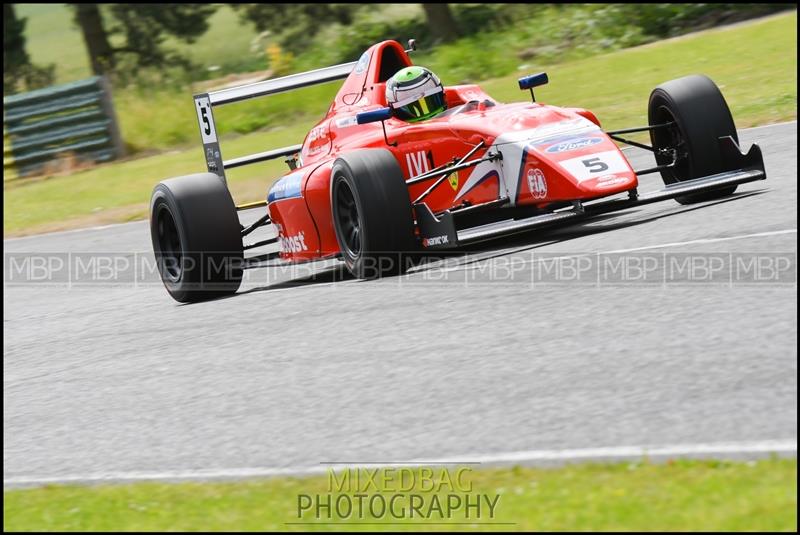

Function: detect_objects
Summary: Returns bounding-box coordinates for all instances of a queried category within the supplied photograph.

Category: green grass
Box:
[4,458,797,531]
[114,81,340,153]
[115,7,797,150]
[2,119,318,234]
[3,12,796,236]
[478,11,797,133]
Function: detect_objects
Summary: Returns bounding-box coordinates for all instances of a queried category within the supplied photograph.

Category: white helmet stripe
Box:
[391,86,445,109]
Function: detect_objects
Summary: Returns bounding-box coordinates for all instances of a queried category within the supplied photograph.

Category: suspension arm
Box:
[410,144,504,206]
[606,122,675,152]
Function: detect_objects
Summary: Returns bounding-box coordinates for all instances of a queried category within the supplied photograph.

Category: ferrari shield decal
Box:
[448,171,459,191]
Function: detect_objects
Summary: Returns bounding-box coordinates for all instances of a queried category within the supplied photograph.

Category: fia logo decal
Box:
[527,168,547,199]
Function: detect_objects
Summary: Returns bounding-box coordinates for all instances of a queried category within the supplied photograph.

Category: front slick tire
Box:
[150,173,243,303]
[648,74,740,205]
[331,149,418,279]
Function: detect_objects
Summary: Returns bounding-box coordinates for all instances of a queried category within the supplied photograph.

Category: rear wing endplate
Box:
[193,60,357,183]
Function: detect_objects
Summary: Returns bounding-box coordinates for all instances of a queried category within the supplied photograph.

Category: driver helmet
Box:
[385,66,447,122]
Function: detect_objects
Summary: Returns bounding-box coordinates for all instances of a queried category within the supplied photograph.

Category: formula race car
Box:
[150,39,766,302]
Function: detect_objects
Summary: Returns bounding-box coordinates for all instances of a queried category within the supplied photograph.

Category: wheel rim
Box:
[333,178,361,258]
[652,104,689,182]
[155,203,183,283]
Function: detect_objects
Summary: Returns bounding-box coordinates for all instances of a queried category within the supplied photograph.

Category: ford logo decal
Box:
[546,137,603,153]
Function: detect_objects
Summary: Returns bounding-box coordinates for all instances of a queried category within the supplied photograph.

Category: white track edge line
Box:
[4,439,796,487]
[409,229,797,274]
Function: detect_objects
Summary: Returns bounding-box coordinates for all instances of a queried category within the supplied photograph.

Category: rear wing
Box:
[193,60,357,184]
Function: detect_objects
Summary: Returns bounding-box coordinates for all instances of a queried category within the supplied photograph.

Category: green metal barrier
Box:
[3,76,125,177]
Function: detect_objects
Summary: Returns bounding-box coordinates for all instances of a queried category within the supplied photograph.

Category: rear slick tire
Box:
[150,173,243,303]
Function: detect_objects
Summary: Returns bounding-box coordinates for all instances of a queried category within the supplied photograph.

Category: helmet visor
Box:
[395,91,446,122]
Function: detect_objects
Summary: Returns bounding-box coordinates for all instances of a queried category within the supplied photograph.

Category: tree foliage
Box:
[421,4,461,44]
[232,4,363,54]
[73,4,115,75]
[4,4,54,94]
[108,4,217,69]
[70,3,218,80]
[4,4,30,75]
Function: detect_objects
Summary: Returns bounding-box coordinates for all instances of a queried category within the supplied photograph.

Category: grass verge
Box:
[3,12,796,237]
[3,458,797,531]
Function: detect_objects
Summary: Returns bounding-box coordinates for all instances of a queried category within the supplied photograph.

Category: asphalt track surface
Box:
[4,122,797,486]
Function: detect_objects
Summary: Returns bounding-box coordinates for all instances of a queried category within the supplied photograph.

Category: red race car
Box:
[150,39,766,302]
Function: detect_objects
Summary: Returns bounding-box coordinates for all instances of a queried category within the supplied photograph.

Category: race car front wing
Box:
[415,136,766,249]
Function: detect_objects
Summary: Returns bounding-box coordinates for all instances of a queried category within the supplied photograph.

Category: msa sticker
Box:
[195,96,217,144]
[354,52,370,74]
[527,168,547,199]
[268,172,303,202]
[205,146,220,172]
[545,136,603,154]
[335,116,358,128]
[405,150,430,177]
[559,150,630,182]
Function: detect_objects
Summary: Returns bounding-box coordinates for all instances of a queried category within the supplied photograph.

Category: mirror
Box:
[356,107,393,125]
[518,72,549,90]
